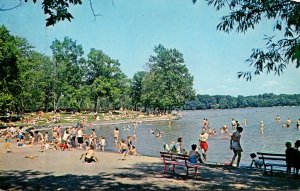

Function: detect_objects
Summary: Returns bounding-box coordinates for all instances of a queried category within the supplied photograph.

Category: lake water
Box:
[88,106,300,166]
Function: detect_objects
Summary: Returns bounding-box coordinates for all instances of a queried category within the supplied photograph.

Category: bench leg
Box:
[172,164,176,176]
[271,166,273,174]
[163,164,167,173]
[263,166,267,174]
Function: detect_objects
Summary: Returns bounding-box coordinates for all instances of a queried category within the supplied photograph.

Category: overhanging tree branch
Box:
[89,0,102,22]
[0,0,23,11]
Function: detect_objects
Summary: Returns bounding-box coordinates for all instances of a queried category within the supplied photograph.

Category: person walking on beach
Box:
[296,118,300,130]
[4,131,12,152]
[118,139,129,160]
[77,127,84,149]
[260,121,264,135]
[230,126,243,168]
[199,129,209,162]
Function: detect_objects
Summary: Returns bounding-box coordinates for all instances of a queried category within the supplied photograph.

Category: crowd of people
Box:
[162,115,300,176]
[1,120,142,163]
[1,112,300,175]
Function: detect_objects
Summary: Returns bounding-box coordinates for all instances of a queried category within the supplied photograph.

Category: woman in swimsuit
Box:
[230,126,243,167]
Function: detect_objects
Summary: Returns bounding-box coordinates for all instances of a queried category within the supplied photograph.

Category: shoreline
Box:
[0,145,299,190]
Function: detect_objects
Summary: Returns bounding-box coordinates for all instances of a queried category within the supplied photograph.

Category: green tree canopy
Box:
[87,48,127,111]
[143,44,195,112]
[130,71,147,110]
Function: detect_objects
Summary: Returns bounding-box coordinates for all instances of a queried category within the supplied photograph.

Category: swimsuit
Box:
[200,141,208,151]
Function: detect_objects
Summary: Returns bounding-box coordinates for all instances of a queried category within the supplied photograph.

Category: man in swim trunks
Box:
[230,126,243,167]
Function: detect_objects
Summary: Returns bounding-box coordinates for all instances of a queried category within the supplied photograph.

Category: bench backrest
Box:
[257,152,286,164]
[160,151,189,161]
[257,152,286,157]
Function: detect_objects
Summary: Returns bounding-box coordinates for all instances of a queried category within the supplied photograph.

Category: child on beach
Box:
[250,153,263,170]
[293,140,300,176]
[285,142,297,175]
[127,136,133,150]
[4,131,12,152]
[99,136,106,151]
[118,139,129,160]
[80,145,98,163]
[128,146,139,156]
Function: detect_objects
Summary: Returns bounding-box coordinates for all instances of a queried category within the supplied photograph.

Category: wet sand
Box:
[0,144,299,190]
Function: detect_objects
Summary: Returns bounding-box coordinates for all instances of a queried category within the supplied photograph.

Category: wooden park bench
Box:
[257,152,288,174]
[160,151,201,178]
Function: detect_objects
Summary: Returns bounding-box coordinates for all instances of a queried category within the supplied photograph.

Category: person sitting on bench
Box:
[189,144,204,163]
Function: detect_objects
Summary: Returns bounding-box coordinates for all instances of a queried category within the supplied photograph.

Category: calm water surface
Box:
[88,106,300,166]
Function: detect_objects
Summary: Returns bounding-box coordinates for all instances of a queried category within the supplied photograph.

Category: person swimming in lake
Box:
[275,115,281,123]
[286,118,292,128]
[230,126,243,168]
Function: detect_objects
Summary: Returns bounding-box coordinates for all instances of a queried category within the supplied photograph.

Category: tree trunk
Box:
[93,96,98,112]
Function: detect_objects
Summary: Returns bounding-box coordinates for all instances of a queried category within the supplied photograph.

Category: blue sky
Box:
[1,0,299,96]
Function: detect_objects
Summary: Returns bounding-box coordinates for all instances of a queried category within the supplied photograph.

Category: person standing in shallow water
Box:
[260,121,264,135]
[231,119,236,130]
[275,115,280,123]
[296,118,300,130]
[230,126,243,168]
[199,129,209,162]
[113,127,120,146]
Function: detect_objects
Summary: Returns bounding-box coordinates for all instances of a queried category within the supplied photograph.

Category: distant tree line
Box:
[185,93,300,110]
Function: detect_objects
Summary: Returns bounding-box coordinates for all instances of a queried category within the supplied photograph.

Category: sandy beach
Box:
[0,144,299,190]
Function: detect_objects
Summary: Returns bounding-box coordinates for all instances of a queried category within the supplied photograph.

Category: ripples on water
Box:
[88,106,300,166]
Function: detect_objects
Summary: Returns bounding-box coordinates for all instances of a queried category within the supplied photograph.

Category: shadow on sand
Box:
[1,162,299,190]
